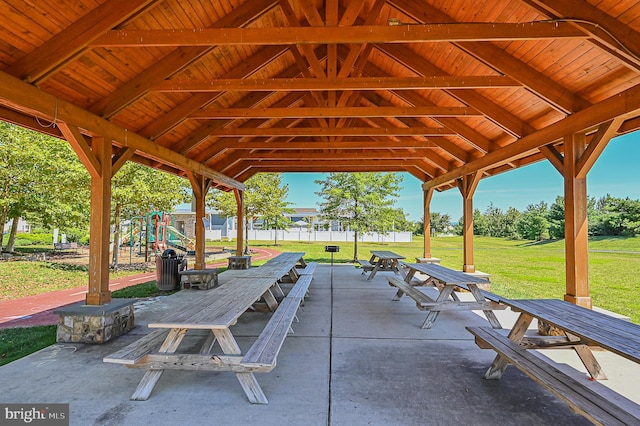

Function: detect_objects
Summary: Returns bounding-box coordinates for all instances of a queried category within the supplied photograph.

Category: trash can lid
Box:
[161,248,178,258]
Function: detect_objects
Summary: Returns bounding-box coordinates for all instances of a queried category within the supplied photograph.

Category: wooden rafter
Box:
[91,22,587,47]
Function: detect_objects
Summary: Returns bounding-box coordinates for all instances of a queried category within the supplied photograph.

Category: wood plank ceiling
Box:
[1,0,640,192]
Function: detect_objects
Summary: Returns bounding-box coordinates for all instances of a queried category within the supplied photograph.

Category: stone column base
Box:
[54,299,135,344]
[228,255,252,269]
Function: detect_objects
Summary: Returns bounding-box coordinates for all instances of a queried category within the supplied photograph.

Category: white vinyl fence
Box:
[216,229,412,243]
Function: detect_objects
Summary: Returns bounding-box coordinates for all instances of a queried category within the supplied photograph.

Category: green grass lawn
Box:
[1,235,639,322]
[248,235,640,323]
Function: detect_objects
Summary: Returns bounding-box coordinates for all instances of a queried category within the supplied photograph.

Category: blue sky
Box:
[282,132,640,221]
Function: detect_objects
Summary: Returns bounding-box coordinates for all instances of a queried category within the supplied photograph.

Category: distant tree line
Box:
[448,195,640,240]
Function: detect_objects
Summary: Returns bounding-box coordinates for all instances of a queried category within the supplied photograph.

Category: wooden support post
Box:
[187,172,211,270]
[234,189,244,256]
[458,173,481,273]
[87,137,112,305]
[423,187,434,259]
[540,121,622,307]
[563,133,591,308]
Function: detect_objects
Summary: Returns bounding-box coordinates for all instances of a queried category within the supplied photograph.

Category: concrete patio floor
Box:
[2,264,638,425]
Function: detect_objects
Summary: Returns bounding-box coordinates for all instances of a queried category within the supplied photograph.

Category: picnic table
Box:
[387,262,505,329]
[104,252,312,404]
[467,298,640,425]
[358,250,405,281]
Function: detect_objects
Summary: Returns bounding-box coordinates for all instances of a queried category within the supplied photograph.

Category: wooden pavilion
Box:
[1,0,639,317]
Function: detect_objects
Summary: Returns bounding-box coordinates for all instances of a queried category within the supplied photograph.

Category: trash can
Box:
[156,249,187,291]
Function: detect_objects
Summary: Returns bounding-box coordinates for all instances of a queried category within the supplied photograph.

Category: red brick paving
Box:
[0,247,280,329]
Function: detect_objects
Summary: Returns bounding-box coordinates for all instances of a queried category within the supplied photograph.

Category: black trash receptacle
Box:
[156,249,186,291]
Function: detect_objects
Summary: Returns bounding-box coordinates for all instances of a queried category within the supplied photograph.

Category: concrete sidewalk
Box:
[1,264,638,425]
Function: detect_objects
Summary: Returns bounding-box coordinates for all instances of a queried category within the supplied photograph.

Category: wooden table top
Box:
[370,250,405,260]
[504,298,640,363]
[404,262,487,285]
[148,276,278,330]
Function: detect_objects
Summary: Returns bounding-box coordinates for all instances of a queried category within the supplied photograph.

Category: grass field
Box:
[1,235,638,322]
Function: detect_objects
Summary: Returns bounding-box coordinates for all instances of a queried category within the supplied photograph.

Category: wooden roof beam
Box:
[375,43,535,139]
[190,106,481,119]
[91,22,587,47]
[422,82,640,190]
[154,76,520,92]
[143,45,290,141]
[388,0,592,114]
[522,0,640,72]
[204,126,455,137]
[89,0,280,118]
[8,0,159,84]
[0,69,243,190]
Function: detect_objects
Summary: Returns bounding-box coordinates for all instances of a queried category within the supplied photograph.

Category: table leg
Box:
[484,313,533,379]
[367,260,381,281]
[467,284,502,329]
[199,330,218,354]
[566,332,607,380]
[214,328,268,404]
[421,284,455,329]
[130,327,187,401]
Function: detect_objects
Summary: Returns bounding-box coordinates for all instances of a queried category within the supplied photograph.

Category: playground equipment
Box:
[123,211,196,262]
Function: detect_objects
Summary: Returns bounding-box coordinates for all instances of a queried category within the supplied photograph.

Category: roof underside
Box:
[1,0,640,191]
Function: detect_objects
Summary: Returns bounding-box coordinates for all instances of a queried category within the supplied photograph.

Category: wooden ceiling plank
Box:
[8,0,159,84]
[523,0,640,72]
[92,22,587,46]
[90,0,280,119]
[0,69,243,190]
[375,43,533,138]
[155,75,521,92]
[422,82,640,190]
[143,45,290,140]
[388,0,591,114]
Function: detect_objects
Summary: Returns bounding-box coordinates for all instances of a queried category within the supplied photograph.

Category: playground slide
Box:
[166,225,196,253]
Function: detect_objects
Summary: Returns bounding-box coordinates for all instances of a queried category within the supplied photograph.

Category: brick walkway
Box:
[0,247,280,329]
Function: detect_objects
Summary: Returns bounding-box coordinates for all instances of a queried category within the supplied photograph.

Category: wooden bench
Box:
[299,262,317,276]
[453,282,502,304]
[103,329,170,365]
[356,259,373,272]
[387,276,435,306]
[53,242,79,253]
[287,274,313,300]
[240,296,302,371]
[467,326,640,425]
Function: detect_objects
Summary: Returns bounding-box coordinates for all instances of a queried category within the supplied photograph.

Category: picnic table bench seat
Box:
[387,276,435,305]
[240,297,302,371]
[103,329,170,365]
[357,259,373,272]
[299,262,317,276]
[467,325,640,426]
[286,274,312,301]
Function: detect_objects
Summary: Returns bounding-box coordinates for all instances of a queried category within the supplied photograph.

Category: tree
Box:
[503,207,522,239]
[111,163,191,267]
[315,172,403,261]
[517,202,549,240]
[0,122,90,252]
[484,203,505,237]
[547,196,565,239]
[429,212,452,235]
[208,173,292,252]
